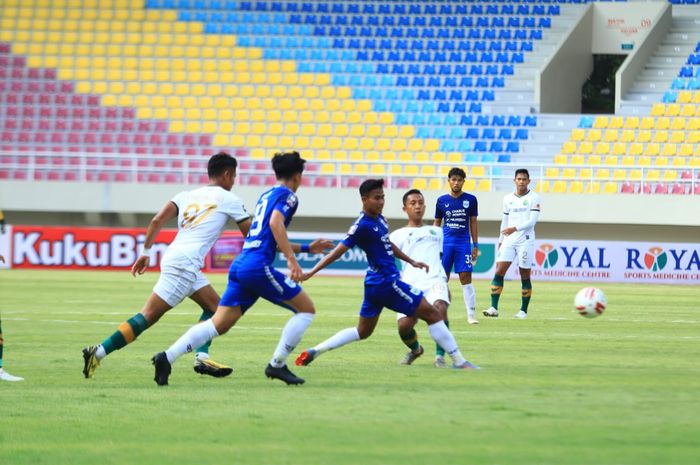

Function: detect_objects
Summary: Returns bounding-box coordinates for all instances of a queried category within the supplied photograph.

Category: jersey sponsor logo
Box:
[347,224,358,235]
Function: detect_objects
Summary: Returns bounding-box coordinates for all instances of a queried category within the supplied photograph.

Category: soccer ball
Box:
[574,287,607,318]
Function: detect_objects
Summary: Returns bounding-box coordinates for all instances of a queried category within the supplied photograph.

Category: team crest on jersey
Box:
[523,200,529,206]
[462,200,470,208]
[286,194,298,207]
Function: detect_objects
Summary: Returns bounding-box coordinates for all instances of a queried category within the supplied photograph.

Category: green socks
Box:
[490,274,505,309]
[521,279,532,313]
[100,313,149,355]
[400,328,421,352]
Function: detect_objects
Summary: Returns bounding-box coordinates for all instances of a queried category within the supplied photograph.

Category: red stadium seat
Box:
[654,183,668,194]
[671,183,686,195]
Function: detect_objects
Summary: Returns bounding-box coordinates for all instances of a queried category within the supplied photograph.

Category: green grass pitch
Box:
[1,269,698,465]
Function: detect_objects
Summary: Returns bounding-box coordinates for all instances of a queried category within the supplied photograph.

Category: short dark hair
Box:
[515,168,530,179]
[208,152,237,178]
[272,151,306,180]
[402,189,423,205]
[359,179,384,197]
[448,167,466,179]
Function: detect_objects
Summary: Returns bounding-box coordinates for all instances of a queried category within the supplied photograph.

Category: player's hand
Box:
[0,254,5,264]
[471,248,479,264]
[131,255,150,277]
[411,260,429,273]
[288,261,304,282]
[308,239,334,254]
[300,272,313,282]
[501,226,517,236]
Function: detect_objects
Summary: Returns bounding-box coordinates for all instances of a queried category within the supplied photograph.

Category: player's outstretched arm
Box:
[391,243,429,273]
[303,243,349,281]
[289,239,334,254]
[237,218,252,238]
[470,216,479,263]
[132,201,178,277]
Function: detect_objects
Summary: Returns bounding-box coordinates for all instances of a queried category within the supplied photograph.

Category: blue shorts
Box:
[442,242,473,274]
[220,262,302,313]
[360,279,424,318]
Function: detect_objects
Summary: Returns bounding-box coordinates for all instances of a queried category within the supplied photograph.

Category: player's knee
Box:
[357,327,373,339]
[397,317,414,334]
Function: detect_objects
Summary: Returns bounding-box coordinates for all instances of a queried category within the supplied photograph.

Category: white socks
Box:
[428,321,466,365]
[165,319,219,364]
[462,283,476,318]
[95,345,106,361]
[313,327,360,354]
[270,312,315,368]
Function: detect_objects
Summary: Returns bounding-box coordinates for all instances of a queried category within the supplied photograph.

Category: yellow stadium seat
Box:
[320,163,335,175]
[421,165,436,177]
[681,105,696,117]
[471,166,486,177]
[408,139,424,151]
[620,130,635,143]
[609,117,624,129]
[688,131,700,143]
[587,155,601,166]
[654,156,669,166]
[586,129,602,142]
[579,168,592,179]
[662,144,677,157]
[621,155,643,166]
[404,165,419,176]
[424,140,440,152]
[571,128,585,141]
[339,163,353,175]
[569,181,584,193]
[624,117,639,129]
[389,165,402,176]
[603,130,618,142]
[675,93,691,105]
[656,118,670,130]
[593,116,608,129]
[462,180,477,192]
[612,143,626,156]
[586,182,601,194]
[415,152,430,163]
[562,141,576,154]
[629,143,643,157]
[595,143,610,155]
[354,164,369,175]
[447,153,462,164]
[428,178,443,190]
[629,169,642,180]
[671,118,686,131]
[560,168,575,179]
[671,156,686,167]
[399,126,415,138]
[412,178,427,190]
[646,169,660,181]
[578,141,593,155]
[431,153,446,163]
[653,131,668,143]
[370,164,386,176]
[694,93,700,104]
[553,154,567,165]
[679,144,693,156]
[535,181,550,193]
[646,143,660,156]
[477,179,491,192]
[552,181,566,193]
[545,167,559,178]
[613,169,626,180]
[637,130,652,143]
[640,117,655,130]
[596,168,610,180]
[603,155,618,166]
[670,131,685,144]
[637,157,651,167]
[663,170,677,181]
[603,182,618,194]
[650,103,665,116]
[571,154,585,165]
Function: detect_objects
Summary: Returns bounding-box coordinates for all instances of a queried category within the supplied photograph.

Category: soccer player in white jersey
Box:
[82,152,252,379]
[483,169,541,319]
[389,189,454,368]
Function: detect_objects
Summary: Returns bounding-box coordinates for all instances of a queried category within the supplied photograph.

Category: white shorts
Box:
[153,265,210,307]
[396,280,450,320]
[497,238,535,269]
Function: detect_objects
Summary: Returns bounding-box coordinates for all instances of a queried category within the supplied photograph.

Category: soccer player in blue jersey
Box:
[152,151,332,386]
[434,167,480,325]
[295,179,478,370]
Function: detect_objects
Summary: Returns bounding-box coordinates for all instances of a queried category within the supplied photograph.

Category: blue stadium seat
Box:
[662,91,677,103]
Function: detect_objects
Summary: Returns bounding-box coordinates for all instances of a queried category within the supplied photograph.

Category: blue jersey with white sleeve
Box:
[341,213,400,286]
[236,185,298,267]
[434,193,478,244]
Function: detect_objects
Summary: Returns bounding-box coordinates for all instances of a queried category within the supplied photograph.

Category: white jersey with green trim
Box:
[389,225,447,286]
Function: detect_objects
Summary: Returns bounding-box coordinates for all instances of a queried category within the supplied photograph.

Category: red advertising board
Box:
[8,225,244,271]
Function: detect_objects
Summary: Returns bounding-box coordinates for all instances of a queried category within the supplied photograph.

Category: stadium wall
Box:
[1,181,698,242]
[538,1,668,113]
